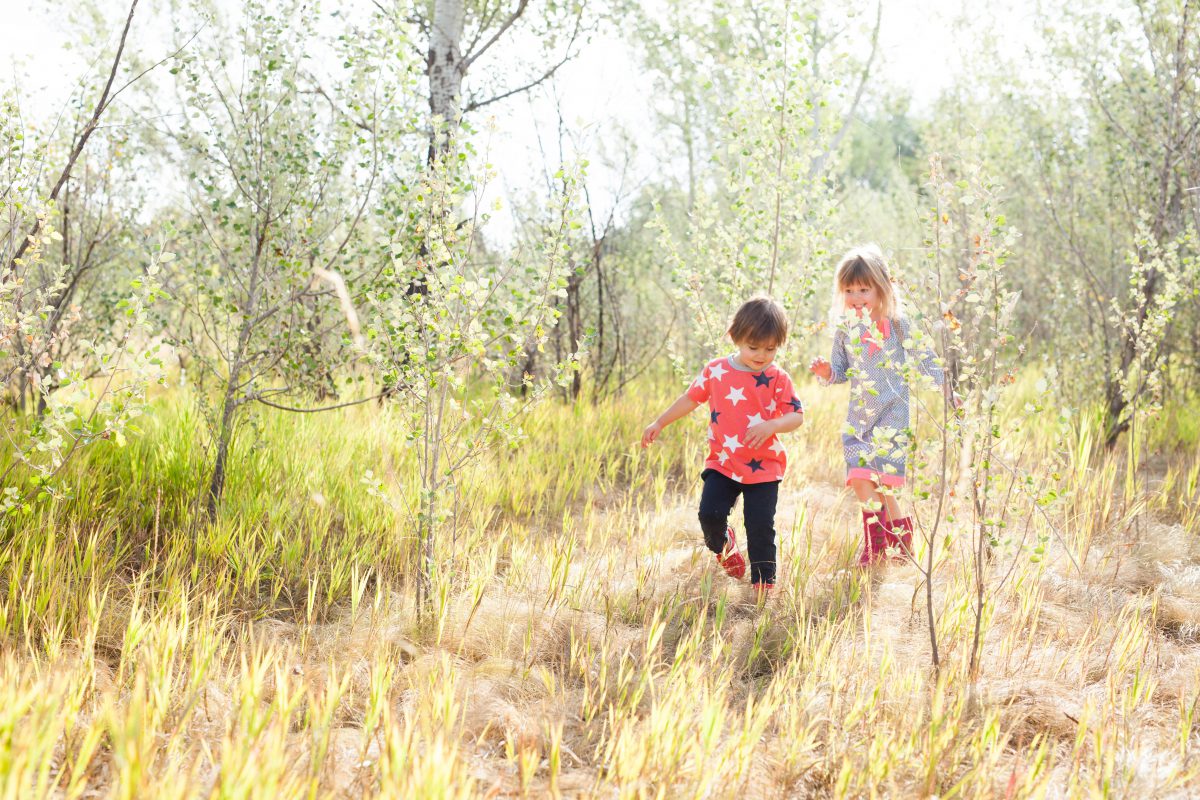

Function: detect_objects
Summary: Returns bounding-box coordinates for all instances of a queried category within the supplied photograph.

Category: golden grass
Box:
[1,378,1199,797]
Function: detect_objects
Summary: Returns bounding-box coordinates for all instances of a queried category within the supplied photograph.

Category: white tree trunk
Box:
[427,0,466,161]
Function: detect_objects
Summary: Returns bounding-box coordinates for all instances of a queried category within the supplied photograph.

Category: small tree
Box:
[0,2,167,513]
[361,136,579,609]
[517,88,651,402]
[0,174,167,511]
[157,0,397,516]
[1026,0,1200,445]
[906,153,1071,680]
[2,0,151,412]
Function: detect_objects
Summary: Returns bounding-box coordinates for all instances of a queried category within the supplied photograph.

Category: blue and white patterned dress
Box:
[824,316,944,486]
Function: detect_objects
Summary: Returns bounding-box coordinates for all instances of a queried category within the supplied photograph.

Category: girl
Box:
[809,245,945,565]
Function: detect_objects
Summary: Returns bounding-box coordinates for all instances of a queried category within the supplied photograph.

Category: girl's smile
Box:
[842,283,881,319]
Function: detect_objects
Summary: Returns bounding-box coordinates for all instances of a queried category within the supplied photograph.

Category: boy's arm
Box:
[642,393,700,447]
[745,410,803,448]
[772,411,804,433]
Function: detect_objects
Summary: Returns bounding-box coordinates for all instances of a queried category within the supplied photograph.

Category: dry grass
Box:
[1,381,1199,798]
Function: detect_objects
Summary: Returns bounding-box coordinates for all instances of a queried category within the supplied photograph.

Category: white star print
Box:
[766,399,777,413]
[732,473,744,483]
[694,371,707,389]
[725,386,746,406]
[722,434,741,452]
[718,450,729,465]
[770,438,786,455]
[746,413,764,428]
[708,361,728,382]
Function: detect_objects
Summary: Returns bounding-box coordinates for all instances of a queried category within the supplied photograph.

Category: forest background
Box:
[1,0,1199,796]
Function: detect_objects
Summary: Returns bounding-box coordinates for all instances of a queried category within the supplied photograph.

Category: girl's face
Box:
[841,282,880,318]
[734,340,779,372]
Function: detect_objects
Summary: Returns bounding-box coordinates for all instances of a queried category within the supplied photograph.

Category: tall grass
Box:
[1,377,1198,797]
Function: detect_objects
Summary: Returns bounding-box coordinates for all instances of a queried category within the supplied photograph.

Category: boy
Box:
[641,296,804,592]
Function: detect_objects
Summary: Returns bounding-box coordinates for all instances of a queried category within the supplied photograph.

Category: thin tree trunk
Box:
[766,7,789,295]
[204,216,268,518]
[426,0,466,164]
[205,387,239,518]
[566,267,582,401]
[592,239,604,402]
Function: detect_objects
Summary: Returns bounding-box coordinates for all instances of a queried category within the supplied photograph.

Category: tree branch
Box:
[462,21,582,113]
[254,389,389,413]
[4,0,140,282]
[462,0,531,70]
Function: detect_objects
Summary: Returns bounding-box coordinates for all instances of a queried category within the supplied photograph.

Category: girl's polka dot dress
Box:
[824,316,943,487]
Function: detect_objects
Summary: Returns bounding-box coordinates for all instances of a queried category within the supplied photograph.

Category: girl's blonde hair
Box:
[831,244,902,322]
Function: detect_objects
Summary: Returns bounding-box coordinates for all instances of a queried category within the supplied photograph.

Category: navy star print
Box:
[746,458,765,472]
[753,371,774,388]
[787,397,803,413]
[710,410,720,423]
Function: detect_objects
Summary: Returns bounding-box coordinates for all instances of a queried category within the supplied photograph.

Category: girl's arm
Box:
[829,330,849,383]
[641,393,700,447]
[810,330,850,385]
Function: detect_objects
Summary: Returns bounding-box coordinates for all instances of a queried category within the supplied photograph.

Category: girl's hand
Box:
[809,357,832,382]
[744,419,778,449]
[641,421,663,448]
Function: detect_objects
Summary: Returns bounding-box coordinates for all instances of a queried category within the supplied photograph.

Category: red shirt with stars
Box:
[685,356,803,484]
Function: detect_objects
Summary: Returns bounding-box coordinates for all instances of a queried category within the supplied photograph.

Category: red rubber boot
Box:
[886,516,914,561]
[717,525,747,579]
[857,511,888,566]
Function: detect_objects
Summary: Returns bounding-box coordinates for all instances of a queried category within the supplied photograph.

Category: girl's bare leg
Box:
[878,486,903,522]
[848,478,903,521]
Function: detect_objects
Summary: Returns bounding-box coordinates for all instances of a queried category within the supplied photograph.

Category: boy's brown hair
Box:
[728,295,788,346]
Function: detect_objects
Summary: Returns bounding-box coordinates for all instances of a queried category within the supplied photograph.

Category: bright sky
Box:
[1,0,1048,241]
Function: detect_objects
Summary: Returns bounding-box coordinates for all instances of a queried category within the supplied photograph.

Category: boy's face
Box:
[734,339,779,372]
[842,282,878,317]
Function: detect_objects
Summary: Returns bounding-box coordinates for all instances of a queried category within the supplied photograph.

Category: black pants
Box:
[697,468,779,584]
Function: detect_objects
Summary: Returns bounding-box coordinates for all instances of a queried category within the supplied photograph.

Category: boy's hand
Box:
[809,357,832,382]
[744,419,778,449]
[641,421,663,448]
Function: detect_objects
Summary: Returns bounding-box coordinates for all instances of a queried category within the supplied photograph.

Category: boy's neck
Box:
[728,354,764,372]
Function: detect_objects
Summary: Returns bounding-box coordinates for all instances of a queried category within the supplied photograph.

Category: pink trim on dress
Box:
[846,467,905,487]
[862,318,891,356]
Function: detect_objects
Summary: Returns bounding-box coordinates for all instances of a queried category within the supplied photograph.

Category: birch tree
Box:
[408,0,590,161]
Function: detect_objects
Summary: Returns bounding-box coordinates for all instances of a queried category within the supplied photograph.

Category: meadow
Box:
[2,0,1198,795]
[2,373,1199,799]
